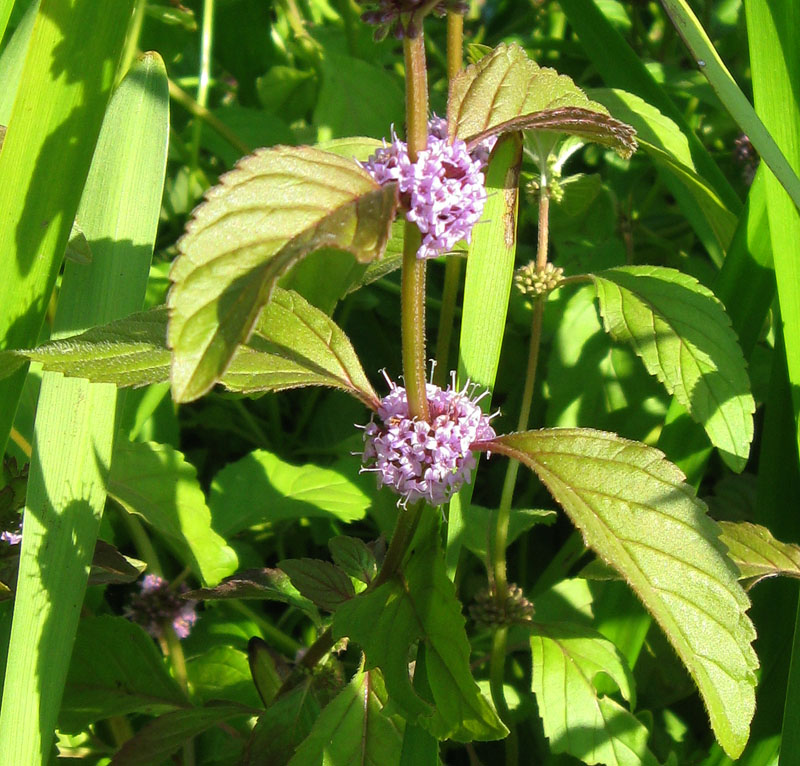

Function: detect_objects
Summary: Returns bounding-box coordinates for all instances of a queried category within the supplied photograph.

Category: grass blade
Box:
[0,52,168,763]
[0,0,136,455]
[0,0,36,123]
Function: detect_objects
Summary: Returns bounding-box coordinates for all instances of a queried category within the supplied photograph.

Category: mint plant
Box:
[2,2,800,765]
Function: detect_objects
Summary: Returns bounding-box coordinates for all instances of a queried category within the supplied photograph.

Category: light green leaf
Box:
[288,668,403,766]
[59,616,186,733]
[591,266,754,471]
[0,288,379,406]
[187,646,262,708]
[108,440,237,586]
[531,622,659,765]
[589,88,737,250]
[718,521,800,590]
[448,42,636,158]
[489,428,758,758]
[333,533,507,742]
[168,145,397,402]
[209,450,370,537]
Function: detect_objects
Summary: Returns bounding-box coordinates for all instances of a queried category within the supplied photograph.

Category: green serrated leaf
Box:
[333,533,507,742]
[59,616,186,734]
[718,521,800,590]
[329,536,378,584]
[448,42,637,158]
[488,428,758,758]
[288,668,403,766]
[168,145,397,402]
[209,450,370,537]
[279,558,355,612]
[531,621,659,765]
[591,266,754,471]
[109,704,250,766]
[108,440,237,586]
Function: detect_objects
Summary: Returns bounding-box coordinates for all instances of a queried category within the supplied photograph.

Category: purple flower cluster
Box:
[126,574,198,640]
[362,116,491,259]
[361,374,497,507]
[1,523,22,547]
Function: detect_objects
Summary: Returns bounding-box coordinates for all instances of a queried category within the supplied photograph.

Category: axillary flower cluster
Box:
[361,373,497,507]
[362,115,495,259]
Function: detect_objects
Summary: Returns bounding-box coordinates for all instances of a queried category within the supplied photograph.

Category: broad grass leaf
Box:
[168,145,397,402]
[59,616,186,733]
[591,266,754,470]
[487,428,758,758]
[589,88,737,250]
[287,668,402,766]
[530,622,659,766]
[209,450,370,537]
[718,521,800,590]
[0,288,379,406]
[278,558,356,612]
[448,43,637,158]
[110,704,251,766]
[108,440,237,586]
[332,534,507,742]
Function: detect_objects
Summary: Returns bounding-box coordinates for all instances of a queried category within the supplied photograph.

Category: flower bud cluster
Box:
[362,116,491,259]
[514,261,564,298]
[360,1,468,41]
[470,584,535,628]
[126,574,199,640]
[361,374,496,507]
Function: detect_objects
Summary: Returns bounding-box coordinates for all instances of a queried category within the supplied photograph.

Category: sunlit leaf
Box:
[718,521,800,590]
[531,622,659,765]
[591,266,754,470]
[486,428,758,758]
[287,668,403,766]
[209,450,370,537]
[108,440,237,586]
[448,42,637,158]
[168,145,397,402]
[333,533,507,742]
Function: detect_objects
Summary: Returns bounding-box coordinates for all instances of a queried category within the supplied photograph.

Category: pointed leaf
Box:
[328,536,378,584]
[168,145,398,402]
[59,616,187,733]
[531,621,659,765]
[333,533,507,742]
[108,440,237,586]
[718,521,800,589]
[486,428,758,758]
[248,638,283,707]
[448,42,636,158]
[591,266,754,471]
[288,668,402,766]
[279,558,356,612]
[0,288,378,405]
[110,704,250,766]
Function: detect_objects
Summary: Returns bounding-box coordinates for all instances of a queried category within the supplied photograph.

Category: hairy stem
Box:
[401,33,431,420]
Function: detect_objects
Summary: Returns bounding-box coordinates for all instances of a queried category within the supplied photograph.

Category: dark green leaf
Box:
[591,266,754,470]
[279,558,355,612]
[187,646,263,708]
[333,534,507,742]
[328,536,378,584]
[248,637,283,707]
[718,521,800,590]
[60,616,186,733]
[448,43,637,158]
[531,621,659,765]
[287,668,403,766]
[110,704,250,766]
[168,145,397,402]
[108,440,237,586]
[488,429,758,757]
[88,540,146,586]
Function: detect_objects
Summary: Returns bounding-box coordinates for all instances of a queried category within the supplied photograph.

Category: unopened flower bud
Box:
[514,261,564,298]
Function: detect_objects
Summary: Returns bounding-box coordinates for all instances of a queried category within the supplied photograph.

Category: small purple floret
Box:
[361,374,496,507]
[126,573,198,640]
[0,527,22,546]
[362,116,490,259]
